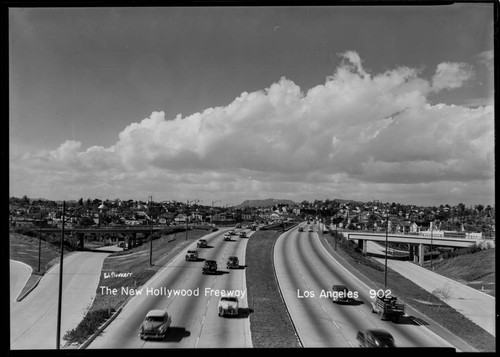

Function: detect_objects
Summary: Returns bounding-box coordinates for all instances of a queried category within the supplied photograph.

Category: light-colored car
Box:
[223,233,232,241]
[139,309,171,340]
[185,250,199,261]
[218,297,239,317]
[197,239,208,248]
[229,229,236,235]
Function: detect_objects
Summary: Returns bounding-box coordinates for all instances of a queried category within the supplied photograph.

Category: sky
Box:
[9,4,495,207]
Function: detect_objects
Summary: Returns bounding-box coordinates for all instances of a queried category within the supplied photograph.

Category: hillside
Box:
[236,198,295,208]
[424,248,495,297]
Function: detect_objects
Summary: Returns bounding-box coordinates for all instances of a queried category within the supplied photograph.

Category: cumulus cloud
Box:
[431,62,474,91]
[14,50,494,204]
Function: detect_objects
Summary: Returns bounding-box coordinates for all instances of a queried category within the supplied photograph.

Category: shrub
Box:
[63,308,113,344]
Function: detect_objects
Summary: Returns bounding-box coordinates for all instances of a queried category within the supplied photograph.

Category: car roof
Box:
[332,284,348,289]
[146,309,168,317]
[221,296,238,301]
[366,329,394,339]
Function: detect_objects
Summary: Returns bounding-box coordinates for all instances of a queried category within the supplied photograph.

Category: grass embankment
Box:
[323,233,495,352]
[245,230,301,348]
[10,232,74,299]
[421,248,495,297]
[63,229,210,345]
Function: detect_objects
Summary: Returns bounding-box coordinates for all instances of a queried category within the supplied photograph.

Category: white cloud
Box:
[431,62,474,91]
[12,51,494,205]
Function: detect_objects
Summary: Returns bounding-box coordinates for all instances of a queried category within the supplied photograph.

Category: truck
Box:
[139,309,171,340]
[218,296,239,317]
[185,250,199,261]
[202,259,218,275]
[197,239,208,248]
[371,294,405,322]
[226,256,239,269]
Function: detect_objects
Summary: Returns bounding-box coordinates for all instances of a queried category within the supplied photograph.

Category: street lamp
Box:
[38,211,44,272]
[57,200,101,349]
[384,213,389,288]
[186,199,201,241]
[211,200,221,225]
[148,196,153,266]
[430,220,434,271]
[146,198,170,266]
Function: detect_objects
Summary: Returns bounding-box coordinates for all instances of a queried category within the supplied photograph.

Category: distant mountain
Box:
[236,198,296,208]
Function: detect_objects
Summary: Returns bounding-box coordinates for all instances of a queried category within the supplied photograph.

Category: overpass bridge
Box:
[38,225,184,250]
[342,231,493,266]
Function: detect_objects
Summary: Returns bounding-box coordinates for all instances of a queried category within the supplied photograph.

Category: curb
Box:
[16,274,43,302]
[78,305,125,349]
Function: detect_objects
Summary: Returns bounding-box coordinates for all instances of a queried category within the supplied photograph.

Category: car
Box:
[357,329,396,348]
[202,260,218,274]
[185,250,199,261]
[223,233,232,241]
[218,297,239,317]
[228,229,236,235]
[197,239,208,248]
[331,284,351,303]
[308,227,314,232]
[139,309,171,340]
[226,256,239,269]
[239,231,247,238]
[298,227,304,232]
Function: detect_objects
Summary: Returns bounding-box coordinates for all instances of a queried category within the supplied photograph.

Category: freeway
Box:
[88,228,252,349]
[274,222,459,349]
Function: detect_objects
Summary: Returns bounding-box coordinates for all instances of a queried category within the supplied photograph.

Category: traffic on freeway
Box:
[274,223,458,349]
[88,227,253,348]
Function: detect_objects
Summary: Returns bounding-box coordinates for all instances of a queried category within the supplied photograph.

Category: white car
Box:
[218,297,239,317]
[223,233,232,241]
[185,250,199,261]
[139,309,171,340]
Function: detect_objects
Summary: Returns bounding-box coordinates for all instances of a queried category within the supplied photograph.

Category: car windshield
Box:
[146,316,165,322]
[221,297,237,302]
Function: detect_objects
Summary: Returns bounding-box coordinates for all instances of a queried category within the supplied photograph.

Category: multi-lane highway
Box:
[274,223,458,349]
[88,228,253,348]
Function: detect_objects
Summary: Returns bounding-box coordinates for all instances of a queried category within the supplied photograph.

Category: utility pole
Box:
[149,195,153,266]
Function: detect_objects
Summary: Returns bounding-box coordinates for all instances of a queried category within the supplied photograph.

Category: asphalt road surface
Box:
[88,228,252,349]
[10,249,113,349]
[274,223,458,349]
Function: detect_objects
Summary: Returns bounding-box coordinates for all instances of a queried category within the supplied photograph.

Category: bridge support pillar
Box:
[357,240,367,255]
[77,232,85,250]
[408,245,414,261]
[418,244,425,266]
